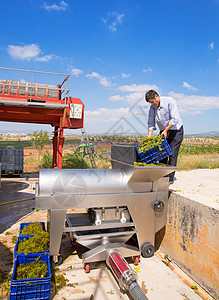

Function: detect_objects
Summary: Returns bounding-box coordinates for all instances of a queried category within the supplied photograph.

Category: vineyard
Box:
[180,143,219,154]
[0,134,218,172]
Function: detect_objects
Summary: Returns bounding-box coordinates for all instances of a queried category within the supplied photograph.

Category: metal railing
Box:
[0,67,70,104]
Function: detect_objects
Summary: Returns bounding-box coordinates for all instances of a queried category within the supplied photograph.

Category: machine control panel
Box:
[70,103,83,119]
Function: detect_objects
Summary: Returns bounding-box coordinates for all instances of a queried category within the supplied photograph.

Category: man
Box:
[145,90,184,184]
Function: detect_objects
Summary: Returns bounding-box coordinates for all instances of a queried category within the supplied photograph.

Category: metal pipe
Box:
[38,168,127,196]
[95,211,102,225]
[0,100,68,109]
[120,210,126,223]
[0,81,69,92]
[0,66,69,76]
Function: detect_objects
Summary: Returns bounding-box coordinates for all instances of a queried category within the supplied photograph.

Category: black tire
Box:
[141,242,155,258]
[51,255,63,266]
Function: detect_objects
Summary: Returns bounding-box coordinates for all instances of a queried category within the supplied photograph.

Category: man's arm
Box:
[161,124,174,138]
[148,130,153,137]
[147,106,156,137]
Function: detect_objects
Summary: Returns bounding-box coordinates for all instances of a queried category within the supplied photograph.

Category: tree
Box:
[31,130,49,157]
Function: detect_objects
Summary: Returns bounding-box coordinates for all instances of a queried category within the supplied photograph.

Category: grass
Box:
[0,140,32,148]
[23,151,219,171]
[177,153,219,170]
[85,157,111,169]
[2,135,218,172]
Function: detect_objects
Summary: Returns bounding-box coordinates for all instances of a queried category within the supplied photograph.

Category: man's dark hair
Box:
[145,90,159,102]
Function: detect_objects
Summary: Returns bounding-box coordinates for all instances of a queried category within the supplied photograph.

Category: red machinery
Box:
[0,68,84,169]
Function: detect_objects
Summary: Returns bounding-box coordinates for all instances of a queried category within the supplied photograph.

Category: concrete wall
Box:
[156,192,219,298]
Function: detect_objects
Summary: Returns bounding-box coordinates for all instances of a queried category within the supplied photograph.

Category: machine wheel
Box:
[141,242,155,258]
[84,263,90,273]
[52,255,63,266]
[134,255,140,265]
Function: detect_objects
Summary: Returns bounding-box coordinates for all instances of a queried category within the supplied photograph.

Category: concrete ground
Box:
[171,169,219,209]
[0,169,217,300]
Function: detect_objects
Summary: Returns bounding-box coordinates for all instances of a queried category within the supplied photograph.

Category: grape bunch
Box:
[16,257,47,279]
[134,162,166,167]
[138,135,163,153]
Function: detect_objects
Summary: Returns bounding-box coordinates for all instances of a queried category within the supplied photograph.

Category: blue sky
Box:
[0,0,219,135]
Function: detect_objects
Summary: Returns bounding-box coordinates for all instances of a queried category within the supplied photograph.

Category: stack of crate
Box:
[0,148,23,177]
[10,222,51,300]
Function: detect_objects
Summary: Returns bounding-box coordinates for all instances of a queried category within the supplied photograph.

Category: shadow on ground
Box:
[0,179,35,233]
[0,241,14,299]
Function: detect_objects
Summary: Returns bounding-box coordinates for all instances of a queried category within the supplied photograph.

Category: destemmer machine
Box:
[35,145,176,299]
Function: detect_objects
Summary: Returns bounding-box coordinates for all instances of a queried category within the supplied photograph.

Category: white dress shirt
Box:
[148,96,183,131]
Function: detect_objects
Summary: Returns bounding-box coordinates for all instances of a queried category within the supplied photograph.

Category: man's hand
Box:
[161,130,168,138]
[161,124,174,138]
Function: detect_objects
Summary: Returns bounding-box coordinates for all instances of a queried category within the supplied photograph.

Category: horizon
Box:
[1,129,219,138]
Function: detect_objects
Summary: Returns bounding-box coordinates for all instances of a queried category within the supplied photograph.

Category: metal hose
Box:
[129,282,148,300]
[106,250,148,300]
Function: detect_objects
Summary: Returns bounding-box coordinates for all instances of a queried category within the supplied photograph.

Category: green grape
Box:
[16,257,47,279]
[138,135,163,153]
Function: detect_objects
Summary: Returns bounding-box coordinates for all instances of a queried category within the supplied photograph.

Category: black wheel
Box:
[141,242,155,258]
[51,255,63,266]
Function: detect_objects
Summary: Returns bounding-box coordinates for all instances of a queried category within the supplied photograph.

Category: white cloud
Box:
[85,107,131,124]
[108,83,159,106]
[85,102,149,135]
[102,12,125,32]
[123,92,146,105]
[121,73,130,78]
[182,81,198,91]
[86,72,112,87]
[35,54,54,62]
[169,92,219,115]
[143,67,153,73]
[8,43,57,62]
[208,42,215,50]
[118,83,160,93]
[70,68,83,77]
[108,95,125,101]
[8,44,40,60]
[110,92,147,107]
[42,1,68,11]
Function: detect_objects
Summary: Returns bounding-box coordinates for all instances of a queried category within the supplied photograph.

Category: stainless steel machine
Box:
[35,145,176,298]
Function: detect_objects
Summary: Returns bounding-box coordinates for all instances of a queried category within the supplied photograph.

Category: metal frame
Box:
[35,165,175,261]
[0,66,84,169]
[0,67,70,104]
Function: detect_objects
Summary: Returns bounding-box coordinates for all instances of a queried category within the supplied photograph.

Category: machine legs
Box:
[57,127,64,169]
[52,126,58,168]
[52,125,65,169]
[48,209,67,257]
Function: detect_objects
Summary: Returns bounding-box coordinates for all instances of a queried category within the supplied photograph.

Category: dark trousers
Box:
[160,125,184,181]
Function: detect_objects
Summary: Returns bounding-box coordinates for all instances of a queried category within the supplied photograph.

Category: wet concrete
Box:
[0,174,38,233]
